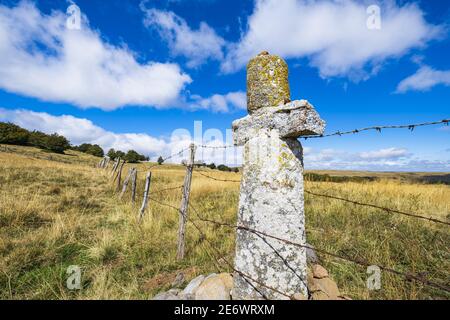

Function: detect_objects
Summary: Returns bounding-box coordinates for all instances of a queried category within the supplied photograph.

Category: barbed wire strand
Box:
[301,119,449,139]
[151,185,184,195]
[196,144,235,149]
[148,147,191,169]
[304,190,450,226]
[146,197,275,299]
[192,215,450,293]
[194,170,241,183]
[192,169,448,226]
[148,195,293,299]
[188,216,293,299]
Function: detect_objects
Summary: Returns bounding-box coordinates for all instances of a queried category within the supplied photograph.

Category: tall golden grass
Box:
[0,145,448,299]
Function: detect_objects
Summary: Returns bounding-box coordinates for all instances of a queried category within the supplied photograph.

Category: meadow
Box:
[0,144,449,300]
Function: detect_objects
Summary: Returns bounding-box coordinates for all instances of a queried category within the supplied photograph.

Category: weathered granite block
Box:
[232,100,325,146]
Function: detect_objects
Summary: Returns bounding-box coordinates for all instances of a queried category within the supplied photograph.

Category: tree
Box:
[217,164,231,172]
[85,144,104,157]
[75,143,91,153]
[0,121,66,154]
[157,156,164,165]
[107,148,117,159]
[74,143,104,157]
[115,150,126,159]
[207,163,216,170]
[0,122,29,145]
[125,150,141,163]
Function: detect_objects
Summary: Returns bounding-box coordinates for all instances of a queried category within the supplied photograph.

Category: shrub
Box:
[207,163,216,170]
[0,122,29,145]
[217,164,231,172]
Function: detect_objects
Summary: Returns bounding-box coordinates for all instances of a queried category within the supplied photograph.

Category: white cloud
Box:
[303,146,449,171]
[0,108,172,156]
[222,0,442,80]
[143,7,226,68]
[1,108,446,171]
[0,1,192,110]
[359,147,410,160]
[396,66,450,93]
[189,91,246,112]
[0,108,243,165]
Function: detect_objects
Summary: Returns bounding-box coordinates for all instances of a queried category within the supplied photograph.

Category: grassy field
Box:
[0,144,449,300]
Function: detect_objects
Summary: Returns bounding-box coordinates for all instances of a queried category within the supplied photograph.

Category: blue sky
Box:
[0,0,449,171]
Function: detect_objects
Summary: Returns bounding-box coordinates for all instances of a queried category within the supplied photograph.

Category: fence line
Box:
[192,166,449,227]
[128,185,450,295]
[97,117,450,298]
[305,190,450,226]
[189,210,450,294]
[147,194,287,299]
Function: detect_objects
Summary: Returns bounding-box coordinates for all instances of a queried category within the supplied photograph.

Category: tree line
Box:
[0,122,148,163]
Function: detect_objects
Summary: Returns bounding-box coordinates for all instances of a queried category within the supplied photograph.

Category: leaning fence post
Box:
[115,160,126,191]
[177,143,196,260]
[131,169,137,203]
[120,168,134,199]
[111,157,120,177]
[98,158,104,168]
[138,172,152,221]
[103,157,110,169]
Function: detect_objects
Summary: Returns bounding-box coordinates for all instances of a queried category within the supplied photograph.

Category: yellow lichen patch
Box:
[247,52,290,113]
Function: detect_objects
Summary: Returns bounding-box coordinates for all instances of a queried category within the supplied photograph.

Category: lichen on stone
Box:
[247,52,290,114]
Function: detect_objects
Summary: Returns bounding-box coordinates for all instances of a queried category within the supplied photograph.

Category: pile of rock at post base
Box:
[152,262,351,300]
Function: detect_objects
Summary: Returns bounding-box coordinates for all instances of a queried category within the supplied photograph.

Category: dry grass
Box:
[0,144,448,300]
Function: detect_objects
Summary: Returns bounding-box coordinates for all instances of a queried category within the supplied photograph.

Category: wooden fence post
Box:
[177,143,196,260]
[120,168,134,199]
[131,169,137,204]
[115,160,126,191]
[111,158,120,177]
[98,158,104,168]
[138,172,152,221]
[104,157,111,169]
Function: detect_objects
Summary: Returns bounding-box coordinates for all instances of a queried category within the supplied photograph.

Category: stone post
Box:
[232,52,325,300]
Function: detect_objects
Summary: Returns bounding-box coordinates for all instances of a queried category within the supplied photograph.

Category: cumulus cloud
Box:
[221,0,442,80]
[1,107,446,171]
[143,7,226,68]
[396,66,450,93]
[0,1,192,110]
[303,146,449,171]
[0,108,242,165]
[188,91,246,112]
[359,147,410,160]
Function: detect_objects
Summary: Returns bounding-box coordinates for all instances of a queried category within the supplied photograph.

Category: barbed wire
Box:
[145,119,450,165]
[304,190,450,226]
[113,164,450,295]
[196,144,235,149]
[151,185,184,195]
[194,170,241,183]
[143,195,285,299]
[187,213,292,299]
[148,147,191,169]
[301,119,449,139]
[191,214,450,294]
